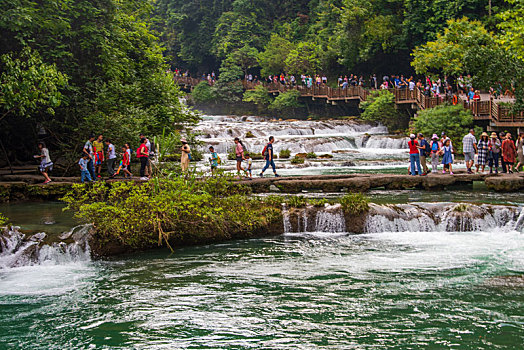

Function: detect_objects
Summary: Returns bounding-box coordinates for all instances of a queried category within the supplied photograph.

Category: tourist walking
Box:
[244,153,253,179]
[234,137,245,177]
[429,134,441,173]
[180,138,191,172]
[260,136,280,177]
[440,139,454,174]
[516,133,524,172]
[208,146,219,174]
[34,142,53,184]
[137,138,149,180]
[502,133,517,173]
[488,132,501,174]
[417,133,430,175]
[79,154,92,183]
[93,134,104,179]
[105,139,117,178]
[118,145,133,178]
[408,134,423,176]
[462,129,477,174]
[499,132,507,173]
[140,133,153,177]
[83,135,97,181]
[476,132,489,173]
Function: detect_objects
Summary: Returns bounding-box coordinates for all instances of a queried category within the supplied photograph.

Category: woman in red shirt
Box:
[502,133,517,173]
[136,138,149,180]
[408,134,423,176]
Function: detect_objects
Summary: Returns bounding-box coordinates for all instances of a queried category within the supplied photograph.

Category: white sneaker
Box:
[140,177,149,181]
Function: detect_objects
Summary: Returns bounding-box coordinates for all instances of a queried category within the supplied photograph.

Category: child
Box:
[244,153,253,179]
[118,146,133,178]
[208,146,219,174]
[440,139,454,175]
[429,134,441,173]
[79,154,92,183]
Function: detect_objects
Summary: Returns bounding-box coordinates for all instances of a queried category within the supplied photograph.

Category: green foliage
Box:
[290,156,305,164]
[360,90,401,131]
[258,34,294,76]
[339,193,369,215]
[245,131,256,138]
[0,213,9,226]
[0,0,197,164]
[279,149,291,159]
[269,90,302,111]
[453,203,471,212]
[497,0,524,61]
[243,85,272,108]
[306,152,317,159]
[413,104,475,154]
[192,82,215,103]
[62,176,280,250]
[284,41,323,75]
[286,195,307,208]
[0,48,67,121]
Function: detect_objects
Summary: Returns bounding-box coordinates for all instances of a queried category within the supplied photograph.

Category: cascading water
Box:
[0,225,92,269]
[364,203,523,233]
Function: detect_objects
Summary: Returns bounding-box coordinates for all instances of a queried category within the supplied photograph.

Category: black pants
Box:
[107,158,116,176]
[140,157,148,177]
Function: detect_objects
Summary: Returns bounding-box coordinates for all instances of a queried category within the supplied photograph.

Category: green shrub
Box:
[290,156,305,164]
[61,176,278,251]
[306,152,317,159]
[192,81,215,103]
[0,213,9,226]
[243,85,272,107]
[360,90,405,131]
[286,196,307,208]
[279,149,291,158]
[339,193,369,215]
[269,90,303,111]
[245,131,256,138]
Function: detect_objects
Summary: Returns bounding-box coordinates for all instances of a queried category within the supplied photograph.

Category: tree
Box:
[497,0,524,60]
[258,34,294,76]
[0,48,67,122]
[413,104,478,154]
[228,45,259,76]
[359,90,404,131]
[269,90,302,112]
[192,81,215,104]
[243,85,272,112]
[285,41,322,75]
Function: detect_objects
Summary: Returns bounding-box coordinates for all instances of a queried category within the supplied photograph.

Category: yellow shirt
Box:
[93,140,104,153]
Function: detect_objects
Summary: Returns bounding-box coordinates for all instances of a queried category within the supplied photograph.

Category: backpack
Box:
[423,140,431,157]
[262,144,268,157]
[217,155,221,164]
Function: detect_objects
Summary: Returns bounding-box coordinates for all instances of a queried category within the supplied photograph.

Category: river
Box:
[1,194,523,348]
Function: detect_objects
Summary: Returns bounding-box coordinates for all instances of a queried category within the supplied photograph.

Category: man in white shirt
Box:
[105,139,117,177]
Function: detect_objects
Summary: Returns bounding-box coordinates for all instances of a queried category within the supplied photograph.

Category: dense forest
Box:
[154,0,508,76]
[1,0,523,167]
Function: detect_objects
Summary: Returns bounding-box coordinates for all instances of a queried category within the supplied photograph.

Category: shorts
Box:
[236,156,243,162]
[464,151,475,162]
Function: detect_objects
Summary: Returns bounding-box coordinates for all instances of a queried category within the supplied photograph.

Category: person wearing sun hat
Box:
[180,137,191,172]
[488,132,501,174]
[429,134,441,173]
[476,132,489,173]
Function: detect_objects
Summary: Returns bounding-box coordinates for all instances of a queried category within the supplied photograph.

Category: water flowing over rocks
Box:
[0,225,92,268]
[282,202,523,235]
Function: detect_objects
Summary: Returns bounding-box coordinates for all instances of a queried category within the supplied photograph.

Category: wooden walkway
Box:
[174,76,524,128]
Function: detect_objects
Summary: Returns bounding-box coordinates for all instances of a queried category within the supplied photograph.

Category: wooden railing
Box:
[173,76,523,127]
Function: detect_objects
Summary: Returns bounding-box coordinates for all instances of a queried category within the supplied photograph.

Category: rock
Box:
[318,154,334,159]
[29,232,47,241]
[341,161,356,167]
[485,175,524,192]
[295,153,308,158]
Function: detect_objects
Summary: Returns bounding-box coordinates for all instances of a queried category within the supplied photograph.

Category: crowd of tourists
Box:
[407,130,524,176]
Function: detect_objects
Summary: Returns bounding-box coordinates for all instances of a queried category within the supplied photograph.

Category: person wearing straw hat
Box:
[180,137,191,172]
[488,132,501,174]
[476,132,489,173]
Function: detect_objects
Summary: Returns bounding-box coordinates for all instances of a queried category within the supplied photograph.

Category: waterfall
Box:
[284,204,347,234]
[282,204,292,234]
[0,225,92,269]
[314,205,346,233]
[515,207,524,232]
[364,203,522,233]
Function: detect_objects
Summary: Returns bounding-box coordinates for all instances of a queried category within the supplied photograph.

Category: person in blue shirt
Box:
[467,87,475,103]
[259,136,280,178]
[79,154,93,183]
[417,133,430,175]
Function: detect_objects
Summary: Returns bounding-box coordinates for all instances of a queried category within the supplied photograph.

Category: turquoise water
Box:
[1,229,523,348]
